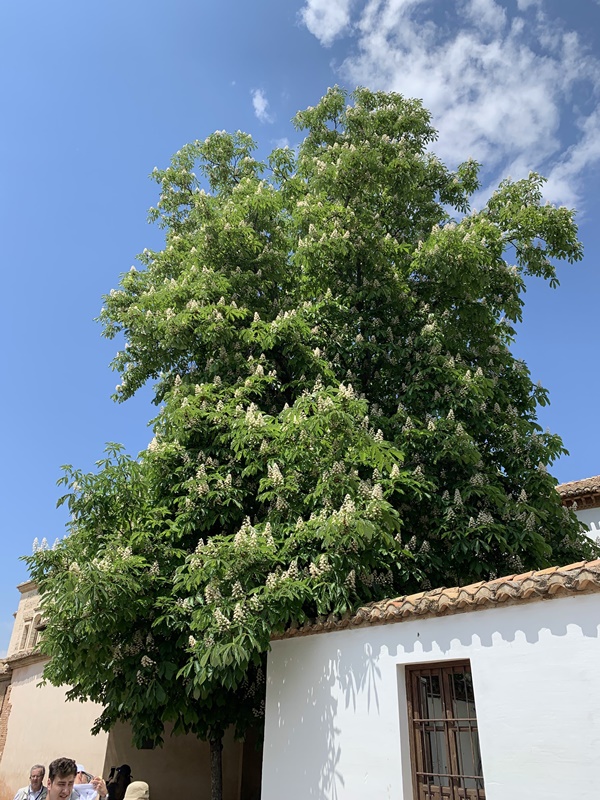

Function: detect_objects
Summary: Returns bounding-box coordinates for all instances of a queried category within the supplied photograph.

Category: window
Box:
[406,661,485,800]
[29,614,43,648]
[19,624,29,650]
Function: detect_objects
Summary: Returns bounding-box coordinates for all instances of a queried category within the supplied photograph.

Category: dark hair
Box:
[48,758,77,782]
[107,764,132,800]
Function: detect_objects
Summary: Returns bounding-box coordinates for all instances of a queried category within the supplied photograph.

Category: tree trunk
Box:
[210,733,223,800]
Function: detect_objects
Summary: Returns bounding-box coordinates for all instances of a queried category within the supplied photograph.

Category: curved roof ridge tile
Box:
[272,559,600,640]
[557,475,600,498]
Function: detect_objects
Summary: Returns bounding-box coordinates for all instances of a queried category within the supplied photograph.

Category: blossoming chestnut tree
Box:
[25,87,597,800]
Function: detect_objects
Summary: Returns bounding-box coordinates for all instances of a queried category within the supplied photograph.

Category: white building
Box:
[262,559,600,800]
[557,475,600,539]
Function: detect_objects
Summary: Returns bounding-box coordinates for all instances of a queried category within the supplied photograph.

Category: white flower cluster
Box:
[371,484,383,500]
[476,510,494,526]
[147,437,161,453]
[92,556,113,572]
[469,473,486,486]
[267,462,284,486]
[245,593,261,612]
[358,480,372,498]
[213,608,230,631]
[265,568,282,589]
[205,584,222,603]
[317,395,335,412]
[231,580,244,599]
[136,671,149,686]
[193,481,210,497]
[124,631,144,657]
[263,522,275,547]
[218,473,232,490]
[344,569,356,590]
[245,403,265,428]
[309,554,331,578]
[234,517,256,548]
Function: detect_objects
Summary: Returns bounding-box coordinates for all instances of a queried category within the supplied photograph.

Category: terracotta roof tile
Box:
[557,476,600,499]
[273,559,600,640]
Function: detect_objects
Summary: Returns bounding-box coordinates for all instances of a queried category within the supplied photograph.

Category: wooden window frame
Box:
[405,660,485,800]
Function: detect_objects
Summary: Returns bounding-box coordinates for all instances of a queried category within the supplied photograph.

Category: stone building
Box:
[0,581,261,800]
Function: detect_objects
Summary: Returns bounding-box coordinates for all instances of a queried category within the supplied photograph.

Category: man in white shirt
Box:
[13,764,47,800]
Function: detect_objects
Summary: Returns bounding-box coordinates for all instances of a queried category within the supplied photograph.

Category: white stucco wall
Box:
[262,593,600,800]
[575,507,600,540]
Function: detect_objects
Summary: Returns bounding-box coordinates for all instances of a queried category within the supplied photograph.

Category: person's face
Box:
[30,769,44,792]
[47,774,75,800]
[74,772,87,785]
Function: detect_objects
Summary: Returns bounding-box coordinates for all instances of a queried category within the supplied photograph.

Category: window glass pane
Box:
[423,724,449,786]
[450,670,476,718]
[419,673,443,720]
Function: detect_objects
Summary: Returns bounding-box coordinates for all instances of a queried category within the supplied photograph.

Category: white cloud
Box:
[461,0,507,34]
[300,0,600,206]
[545,108,600,207]
[516,0,542,9]
[300,0,355,46]
[251,88,274,124]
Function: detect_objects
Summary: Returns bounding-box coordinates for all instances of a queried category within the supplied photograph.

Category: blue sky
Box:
[1,0,599,653]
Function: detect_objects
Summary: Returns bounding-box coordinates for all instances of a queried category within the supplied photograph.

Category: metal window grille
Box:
[406,661,485,800]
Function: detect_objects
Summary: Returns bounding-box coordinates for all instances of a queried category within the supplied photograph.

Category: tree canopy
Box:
[26,86,595,770]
